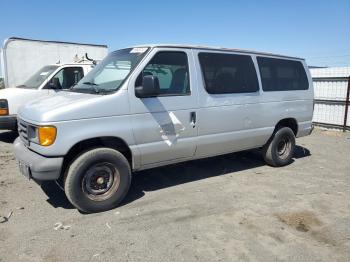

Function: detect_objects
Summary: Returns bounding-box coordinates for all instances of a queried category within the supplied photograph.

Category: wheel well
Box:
[275,118,298,135]
[61,137,132,178]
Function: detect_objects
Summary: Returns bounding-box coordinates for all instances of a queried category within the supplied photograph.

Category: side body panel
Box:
[193,50,271,158]
[193,51,313,159]
[127,48,199,168]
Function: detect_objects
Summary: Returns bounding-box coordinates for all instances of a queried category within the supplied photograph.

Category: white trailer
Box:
[1,37,108,89]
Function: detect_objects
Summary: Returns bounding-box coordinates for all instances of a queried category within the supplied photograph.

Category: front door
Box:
[128,49,198,167]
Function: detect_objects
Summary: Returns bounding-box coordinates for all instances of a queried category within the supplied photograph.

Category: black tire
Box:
[262,127,295,167]
[64,148,131,213]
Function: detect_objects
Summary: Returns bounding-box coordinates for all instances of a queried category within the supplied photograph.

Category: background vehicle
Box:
[0,62,95,130]
[0,37,108,130]
[14,45,314,213]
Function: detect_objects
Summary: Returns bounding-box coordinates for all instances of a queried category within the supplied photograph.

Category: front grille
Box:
[18,119,29,146]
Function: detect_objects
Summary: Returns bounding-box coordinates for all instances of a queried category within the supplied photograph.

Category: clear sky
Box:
[0,0,350,77]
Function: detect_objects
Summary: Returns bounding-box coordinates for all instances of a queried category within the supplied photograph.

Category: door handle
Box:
[190,111,196,127]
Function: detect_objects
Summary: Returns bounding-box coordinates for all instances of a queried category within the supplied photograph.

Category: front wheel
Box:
[64,148,131,213]
[262,127,295,167]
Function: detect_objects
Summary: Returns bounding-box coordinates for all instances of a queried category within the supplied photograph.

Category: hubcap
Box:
[96,177,104,185]
[82,162,120,201]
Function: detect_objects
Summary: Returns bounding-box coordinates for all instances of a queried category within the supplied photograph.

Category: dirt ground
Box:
[0,129,349,262]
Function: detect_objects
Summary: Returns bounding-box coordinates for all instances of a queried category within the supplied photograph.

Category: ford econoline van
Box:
[14,45,314,213]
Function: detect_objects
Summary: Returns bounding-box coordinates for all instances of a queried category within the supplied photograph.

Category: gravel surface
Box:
[0,129,349,262]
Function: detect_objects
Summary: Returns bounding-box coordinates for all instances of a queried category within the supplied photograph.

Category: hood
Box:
[18,90,130,123]
[0,87,39,99]
[0,87,50,115]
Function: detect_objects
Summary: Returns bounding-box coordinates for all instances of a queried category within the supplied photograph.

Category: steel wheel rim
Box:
[277,136,292,160]
[82,162,120,201]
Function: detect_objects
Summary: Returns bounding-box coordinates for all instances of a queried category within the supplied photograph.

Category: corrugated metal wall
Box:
[310,67,350,130]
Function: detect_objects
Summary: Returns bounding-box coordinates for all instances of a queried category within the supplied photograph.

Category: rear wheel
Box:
[262,127,295,167]
[64,148,131,213]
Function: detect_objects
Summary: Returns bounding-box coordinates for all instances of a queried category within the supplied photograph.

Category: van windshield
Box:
[71,48,149,94]
[19,65,59,89]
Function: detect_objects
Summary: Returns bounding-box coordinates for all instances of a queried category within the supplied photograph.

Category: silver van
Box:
[14,45,314,213]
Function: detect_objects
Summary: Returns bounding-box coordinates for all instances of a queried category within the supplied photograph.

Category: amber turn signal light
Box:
[0,108,8,116]
[38,126,57,146]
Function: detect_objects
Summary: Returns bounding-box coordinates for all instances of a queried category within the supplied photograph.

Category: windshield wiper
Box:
[95,88,113,94]
[16,84,27,88]
[83,81,98,86]
[82,81,100,93]
[70,82,112,95]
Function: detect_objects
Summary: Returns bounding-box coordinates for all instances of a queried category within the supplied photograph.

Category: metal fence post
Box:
[343,76,350,132]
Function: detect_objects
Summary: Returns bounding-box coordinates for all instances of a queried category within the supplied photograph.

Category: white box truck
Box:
[0,37,108,130]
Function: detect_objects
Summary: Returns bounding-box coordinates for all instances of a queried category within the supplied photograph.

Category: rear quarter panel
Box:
[256,59,314,138]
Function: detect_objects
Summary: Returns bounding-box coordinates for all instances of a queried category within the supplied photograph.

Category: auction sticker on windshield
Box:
[130,47,148,53]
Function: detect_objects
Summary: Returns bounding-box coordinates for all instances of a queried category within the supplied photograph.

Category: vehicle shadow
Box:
[122,146,311,206]
[41,181,75,209]
[40,146,311,210]
[0,131,18,144]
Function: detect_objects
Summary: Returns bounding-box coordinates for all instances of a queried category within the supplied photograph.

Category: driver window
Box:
[51,67,84,89]
[135,51,190,96]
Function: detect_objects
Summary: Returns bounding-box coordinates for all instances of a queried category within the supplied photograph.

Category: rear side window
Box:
[257,57,308,91]
[136,51,190,96]
[198,52,259,94]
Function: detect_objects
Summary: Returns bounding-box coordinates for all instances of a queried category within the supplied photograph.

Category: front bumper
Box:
[13,138,63,181]
[0,115,17,130]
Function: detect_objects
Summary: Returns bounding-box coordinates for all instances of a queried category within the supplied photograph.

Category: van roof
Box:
[132,44,304,60]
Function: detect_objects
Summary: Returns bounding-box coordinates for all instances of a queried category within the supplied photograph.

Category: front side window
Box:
[21,65,59,89]
[72,48,149,94]
[257,57,309,91]
[199,52,259,94]
[47,67,84,89]
[136,51,190,96]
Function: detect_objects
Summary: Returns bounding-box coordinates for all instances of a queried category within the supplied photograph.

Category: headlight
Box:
[0,99,9,116]
[28,125,57,146]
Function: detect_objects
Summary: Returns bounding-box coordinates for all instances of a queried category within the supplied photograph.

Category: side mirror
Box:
[135,75,160,98]
[47,77,62,89]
